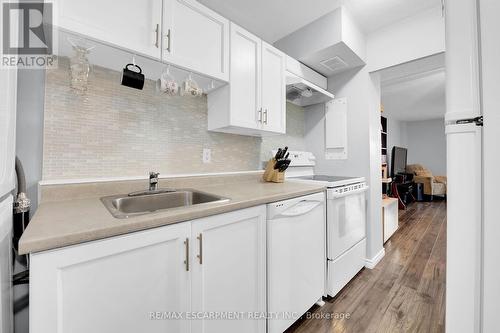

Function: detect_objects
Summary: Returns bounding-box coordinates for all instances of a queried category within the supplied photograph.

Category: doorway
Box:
[287,54,448,333]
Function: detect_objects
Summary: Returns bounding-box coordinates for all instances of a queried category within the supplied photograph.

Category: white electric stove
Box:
[278,151,369,297]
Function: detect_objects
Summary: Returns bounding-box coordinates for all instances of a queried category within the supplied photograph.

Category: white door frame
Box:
[445,0,482,332]
[478,0,500,331]
[447,0,500,331]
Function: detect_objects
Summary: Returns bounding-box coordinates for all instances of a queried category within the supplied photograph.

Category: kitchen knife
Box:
[281,147,288,158]
[275,148,282,160]
[278,160,291,172]
[274,159,287,170]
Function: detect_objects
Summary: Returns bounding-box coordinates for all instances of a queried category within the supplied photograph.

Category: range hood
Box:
[286,71,334,107]
[275,6,366,77]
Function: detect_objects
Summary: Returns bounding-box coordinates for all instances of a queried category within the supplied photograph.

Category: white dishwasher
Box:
[267,192,325,333]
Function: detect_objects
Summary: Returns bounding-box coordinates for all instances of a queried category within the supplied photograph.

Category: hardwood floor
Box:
[287,201,446,333]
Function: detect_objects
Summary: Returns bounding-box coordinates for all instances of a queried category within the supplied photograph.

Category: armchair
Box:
[406,164,446,198]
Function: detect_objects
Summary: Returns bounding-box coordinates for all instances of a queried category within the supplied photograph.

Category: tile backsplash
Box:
[260,102,306,162]
[42,58,306,180]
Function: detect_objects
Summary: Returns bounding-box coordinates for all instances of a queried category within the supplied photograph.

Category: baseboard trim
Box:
[365,248,385,269]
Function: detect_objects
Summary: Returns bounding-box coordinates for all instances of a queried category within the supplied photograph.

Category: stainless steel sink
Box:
[101,189,229,219]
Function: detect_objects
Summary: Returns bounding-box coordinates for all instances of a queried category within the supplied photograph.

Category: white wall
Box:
[341,6,367,62]
[367,6,445,72]
[384,117,446,176]
[385,116,407,171]
[405,119,446,176]
[305,66,384,262]
[14,68,46,333]
[16,69,45,212]
[305,69,370,177]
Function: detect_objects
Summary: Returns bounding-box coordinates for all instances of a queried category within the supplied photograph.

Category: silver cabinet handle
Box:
[184,238,189,271]
[165,29,171,52]
[263,109,268,124]
[197,233,203,264]
[154,24,160,48]
[257,108,263,123]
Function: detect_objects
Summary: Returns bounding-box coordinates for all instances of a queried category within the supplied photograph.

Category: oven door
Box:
[327,187,367,260]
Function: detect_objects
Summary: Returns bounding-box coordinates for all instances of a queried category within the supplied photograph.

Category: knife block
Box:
[263,158,285,183]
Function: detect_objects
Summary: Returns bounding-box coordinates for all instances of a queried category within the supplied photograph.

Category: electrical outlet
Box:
[203,148,211,163]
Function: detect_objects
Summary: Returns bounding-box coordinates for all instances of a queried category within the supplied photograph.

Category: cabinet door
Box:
[163,0,229,81]
[229,23,262,130]
[30,223,191,333]
[56,0,162,59]
[191,206,266,333]
[261,42,286,134]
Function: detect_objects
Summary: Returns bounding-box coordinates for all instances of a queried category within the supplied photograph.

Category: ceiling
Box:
[197,0,442,43]
[381,54,445,122]
[197,0,342,43]
[343,0,441,33]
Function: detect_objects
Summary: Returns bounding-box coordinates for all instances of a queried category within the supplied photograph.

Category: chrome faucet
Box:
[128,171,176,197]
[149,172,160,191]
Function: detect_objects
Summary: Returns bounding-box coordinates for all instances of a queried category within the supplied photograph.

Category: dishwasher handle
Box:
[277,200,323,217]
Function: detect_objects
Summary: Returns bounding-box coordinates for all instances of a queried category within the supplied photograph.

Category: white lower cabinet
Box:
[30,222,192,333]
[191,205,267,333]
[30,205,266,333]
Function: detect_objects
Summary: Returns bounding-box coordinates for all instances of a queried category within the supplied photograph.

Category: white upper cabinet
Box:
[261,42,286,134]
[30,222,191,333]
[228,24,261,130]
[56,0,229,80]
[162,0,229,81]
[191,206,267,333]
[207,23,285,136]
[56,0,163,59]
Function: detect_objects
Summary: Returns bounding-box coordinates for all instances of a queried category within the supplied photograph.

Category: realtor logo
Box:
[1,1,57,68]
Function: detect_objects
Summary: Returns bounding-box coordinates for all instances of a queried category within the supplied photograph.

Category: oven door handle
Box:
[327,186,369,199]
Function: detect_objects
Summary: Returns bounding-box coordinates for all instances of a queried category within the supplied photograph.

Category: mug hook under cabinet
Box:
[208,80,215,91]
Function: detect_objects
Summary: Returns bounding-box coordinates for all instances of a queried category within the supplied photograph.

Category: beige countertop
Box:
[19,174,325,254]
